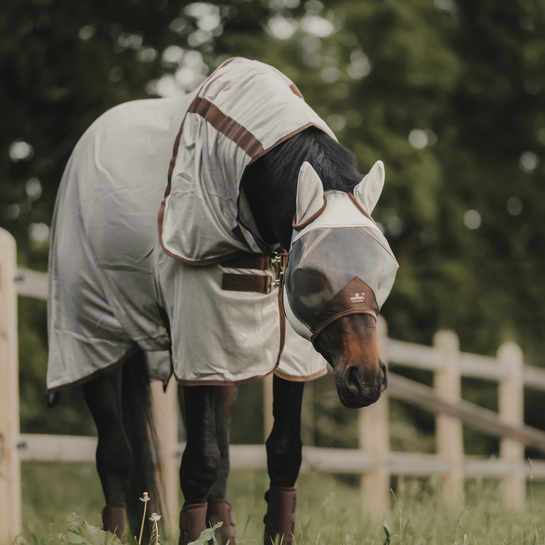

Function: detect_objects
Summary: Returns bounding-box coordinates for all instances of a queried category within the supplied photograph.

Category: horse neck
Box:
[241,128,362,250]
[241,159,296,251]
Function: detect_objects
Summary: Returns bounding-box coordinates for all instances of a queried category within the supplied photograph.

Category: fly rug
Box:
[47,57,398,545]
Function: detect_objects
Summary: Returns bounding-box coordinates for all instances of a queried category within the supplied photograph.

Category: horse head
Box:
[284,161,398,409]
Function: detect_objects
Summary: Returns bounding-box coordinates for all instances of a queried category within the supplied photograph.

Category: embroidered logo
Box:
[349,292,366,304]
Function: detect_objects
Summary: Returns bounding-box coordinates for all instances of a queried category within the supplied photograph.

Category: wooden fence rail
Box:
[2,228,545,541]
[17,434,545,477]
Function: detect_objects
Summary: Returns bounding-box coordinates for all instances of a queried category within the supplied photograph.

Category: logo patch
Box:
[349,292,366,304]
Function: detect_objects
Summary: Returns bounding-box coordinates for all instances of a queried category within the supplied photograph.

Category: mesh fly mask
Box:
[283,161,399,343]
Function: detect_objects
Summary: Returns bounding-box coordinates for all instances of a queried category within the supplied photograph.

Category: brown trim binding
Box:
[222,273,269,293]
[157,98,193,262]
[297,229,332,269]
[276,280,286,369]
[359,226,397,260]
[311,308,377,345]
[292,195,328,230]
[273,367,328,382]
[47,347,139,393]
[175,370,273,387]
[347,192,376,224]
[248,122,334,165]
[290,83,304,99]
[220,57,240,68]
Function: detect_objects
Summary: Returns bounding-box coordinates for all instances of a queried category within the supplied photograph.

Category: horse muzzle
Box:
[335,361,388,408]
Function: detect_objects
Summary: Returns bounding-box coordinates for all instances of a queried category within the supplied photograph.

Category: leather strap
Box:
[264,485,297,545]
[207,499,236,544]
[102,502,126,539]
[222,273,269,293]
[179,502,208,545]
[222,251,288,293]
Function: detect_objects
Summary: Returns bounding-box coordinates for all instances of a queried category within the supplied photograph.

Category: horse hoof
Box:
[263,485,297,545]
[102,502,126,539]
[179,502,208,545]
[207,499,236,544]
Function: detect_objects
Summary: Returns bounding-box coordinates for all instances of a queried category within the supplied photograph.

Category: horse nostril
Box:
[345,364,361,395]
[381,363,388,392]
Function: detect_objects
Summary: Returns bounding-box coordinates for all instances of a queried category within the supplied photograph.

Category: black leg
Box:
[206,385,238,545]
[179,385,222,545]
[208,384,238,501]
[83,367,130,538]
[83,367,131,505]
[180,385,221,504]
[263,375,304,545]
[266,375,304,487]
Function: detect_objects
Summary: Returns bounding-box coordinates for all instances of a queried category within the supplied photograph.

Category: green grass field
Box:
[17,462,545,544]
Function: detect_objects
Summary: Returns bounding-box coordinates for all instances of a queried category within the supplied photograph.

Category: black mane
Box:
[260,126,362,193]
[242,127,363,249]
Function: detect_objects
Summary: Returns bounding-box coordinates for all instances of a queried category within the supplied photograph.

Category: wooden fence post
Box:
[151,377,179,535]
[0,228,22,543]
[263,373,274,442]
[433,330,464,505]
[359,315,390,518]
[498,341,525,509]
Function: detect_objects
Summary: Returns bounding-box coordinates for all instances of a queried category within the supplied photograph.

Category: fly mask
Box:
[283,161,399,344]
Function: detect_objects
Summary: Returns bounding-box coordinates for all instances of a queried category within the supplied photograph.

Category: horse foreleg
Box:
[207,384,238,544]
[83,367,131,538]
[264,375,304,545]
[179,385,220,545]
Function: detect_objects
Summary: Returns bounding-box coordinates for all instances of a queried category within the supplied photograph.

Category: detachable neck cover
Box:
[158,58,335,265]
[283,167,399,342]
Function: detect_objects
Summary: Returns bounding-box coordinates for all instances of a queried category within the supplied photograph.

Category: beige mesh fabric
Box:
[47,58,330,391]
[283,191,398,341]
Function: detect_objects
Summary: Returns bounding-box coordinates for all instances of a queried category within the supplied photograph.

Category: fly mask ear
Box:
[294,162,325,228]
[353,160,385,214]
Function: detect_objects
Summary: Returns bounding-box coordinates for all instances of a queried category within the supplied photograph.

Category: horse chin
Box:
[335,383,383,409]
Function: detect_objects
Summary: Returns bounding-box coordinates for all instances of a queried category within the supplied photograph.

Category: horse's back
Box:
[47,96,191,389]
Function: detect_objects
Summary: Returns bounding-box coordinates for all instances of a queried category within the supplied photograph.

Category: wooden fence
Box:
[2,227,545,542]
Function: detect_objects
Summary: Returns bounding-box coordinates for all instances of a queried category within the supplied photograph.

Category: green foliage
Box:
[61,514,122,545]
[188,522,222,545]
[18,464,545,545]
[21,462,104,535]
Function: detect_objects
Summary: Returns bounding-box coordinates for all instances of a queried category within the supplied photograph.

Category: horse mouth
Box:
[336,384,382,409]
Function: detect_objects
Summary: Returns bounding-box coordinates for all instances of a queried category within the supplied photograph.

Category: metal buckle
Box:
[267,253,285,294]
[266,275,283,295]
[269,254,282,272]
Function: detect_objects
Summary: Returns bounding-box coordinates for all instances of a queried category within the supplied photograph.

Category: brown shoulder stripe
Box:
[189,97,264,158]
[290,83,303,99]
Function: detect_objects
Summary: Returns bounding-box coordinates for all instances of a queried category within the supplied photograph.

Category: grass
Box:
[16,462,545,544]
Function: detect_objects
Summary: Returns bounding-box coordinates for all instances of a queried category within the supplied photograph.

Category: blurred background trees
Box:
[2,0,545,456]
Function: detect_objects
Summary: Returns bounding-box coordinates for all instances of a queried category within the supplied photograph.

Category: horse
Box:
[46,58,398,545]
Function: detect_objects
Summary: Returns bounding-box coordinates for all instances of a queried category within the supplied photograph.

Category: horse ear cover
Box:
[295,162,324,226]
[353,160,385,214]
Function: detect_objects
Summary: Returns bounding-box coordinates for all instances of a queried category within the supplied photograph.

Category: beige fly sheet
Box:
[47,58,329,392]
